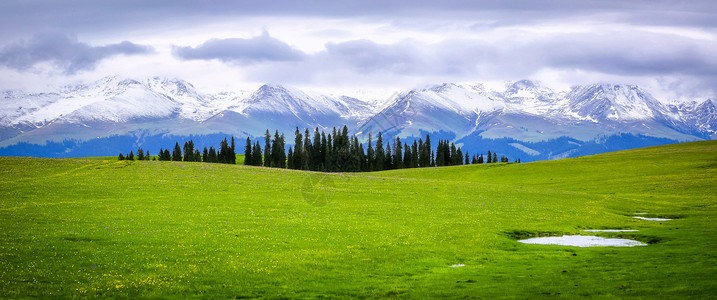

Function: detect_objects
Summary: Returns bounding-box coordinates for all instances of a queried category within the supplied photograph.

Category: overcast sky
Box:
[0,0,715,101]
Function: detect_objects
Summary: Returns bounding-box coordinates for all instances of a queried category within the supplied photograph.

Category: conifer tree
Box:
[118,153,124,160]
[230,137,236,164]
[487,150,492,163]
[164,149,171,161]
[183,140,195,162]
[145,151,150,160]
[394,137,404,169]
[385,142,392,170]
[312,128,321,170]
[173,142,182,161]
[304,128,313,170]
[465,152,470,165]
[493,152,498,164]
[450,143,457,165]
[244,137,252,165]
[374,132,385,171]
[203,147,209,163]
[293,128,303,169]
[424,135,432,167]
[137,148,145,161]
[252,142,262,166]
[208,146,218,163]
[325,134,333,171]
[366,133,375,171]
[264,130,272,167]
[411,141,418,168]
[287,146,294,169]
[128,151,134,161]
[456,147,463,165]
[403,142,412,169]
[320,132,327,171]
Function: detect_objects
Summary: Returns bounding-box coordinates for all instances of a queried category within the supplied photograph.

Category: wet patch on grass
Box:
[518,235,647,247]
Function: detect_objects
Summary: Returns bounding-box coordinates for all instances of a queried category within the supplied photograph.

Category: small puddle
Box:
[583,229,638,232]
[633,216,672,221]
[518,235,646,247]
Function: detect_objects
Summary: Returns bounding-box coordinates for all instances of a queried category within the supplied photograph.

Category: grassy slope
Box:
[0,141,715,298]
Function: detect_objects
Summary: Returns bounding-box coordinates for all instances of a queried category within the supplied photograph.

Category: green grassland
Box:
[0,141,715,298]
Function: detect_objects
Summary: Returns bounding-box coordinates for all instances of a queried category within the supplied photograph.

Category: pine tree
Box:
[436,140,445,166]
[118,153,124,160]
[203,147,209,163]
[264,130,272,167]
[173,142,182,161]
[411,141,418,168]
[424,135,432,167]
[465,152,470,165]
[325,134,333,171]
[164,149,171,161]
[487,151,492,163]
[366,133,375,171]
[403,142,412,169]
[230,137,236,164]
[244,137,252,165]
[312,128,321,171]
[208,146,217,163]
[145,151,150,161]
[137,148,145,161]
[293,128,303,169]
[478,154,484,164]
[320,132,327,171]
[385,142,392,170]
[374,132,385,171]
[450,143,457,166]
[219,138,229,163]
[304,128,312,170]
[287,146,294,169]
[252,142,262,166]
[394,137,404,169]
[128,151,134,161]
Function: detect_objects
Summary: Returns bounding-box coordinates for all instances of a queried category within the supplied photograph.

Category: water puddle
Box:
[583,229,638,232]
[518,235,646,247]
[633,216,671,221]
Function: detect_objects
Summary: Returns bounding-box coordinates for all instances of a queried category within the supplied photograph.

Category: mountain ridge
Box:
[1,76,714,160]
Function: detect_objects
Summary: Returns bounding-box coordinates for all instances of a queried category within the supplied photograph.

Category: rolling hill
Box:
[0,141,715,298]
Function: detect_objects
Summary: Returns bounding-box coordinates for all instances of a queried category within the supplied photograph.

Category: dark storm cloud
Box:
[172,32,305,64]
[539,33,717,77]
[0,32,154,74]
[1,0,716,38]
[245,30,717,87]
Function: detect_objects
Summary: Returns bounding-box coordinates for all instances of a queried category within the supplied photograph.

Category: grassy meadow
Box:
[0,141,715,298]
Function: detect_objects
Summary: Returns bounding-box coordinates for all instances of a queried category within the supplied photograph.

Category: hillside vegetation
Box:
[0,141,715,298]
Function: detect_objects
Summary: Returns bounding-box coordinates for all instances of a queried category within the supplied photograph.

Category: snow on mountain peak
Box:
[566,83,667,122]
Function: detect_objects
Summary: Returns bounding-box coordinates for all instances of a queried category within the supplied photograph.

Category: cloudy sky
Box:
[0,0,715,101]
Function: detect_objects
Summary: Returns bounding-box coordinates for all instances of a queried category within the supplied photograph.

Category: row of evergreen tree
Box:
[119,137,237,164]
[118,148,151,161]
[243,126,515,172]
[118,126,516,170]
[156,138,237,164]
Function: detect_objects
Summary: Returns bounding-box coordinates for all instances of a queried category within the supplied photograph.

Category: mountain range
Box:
[1,76,714,161]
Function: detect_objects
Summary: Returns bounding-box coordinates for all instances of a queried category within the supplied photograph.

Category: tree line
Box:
[243,126,516,172]
[119,137,237,164]
[118,126,517,170]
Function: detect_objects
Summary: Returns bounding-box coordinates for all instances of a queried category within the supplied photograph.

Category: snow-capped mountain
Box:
[0,76,714,160]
